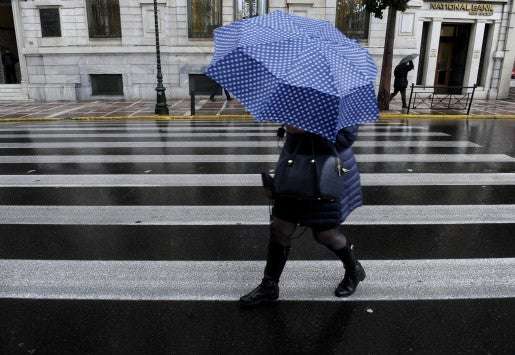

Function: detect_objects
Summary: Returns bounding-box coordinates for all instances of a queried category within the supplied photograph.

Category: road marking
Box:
[0,132,450,138]
[1,258,513,301]
[0,154,511,163]
[46,102,99,118]
[0,205,514,225]
[0,140,480,148]
[0,126,429,132]
[0,173,512,187]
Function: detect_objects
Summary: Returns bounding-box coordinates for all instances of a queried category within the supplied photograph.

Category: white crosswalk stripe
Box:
[0,173,511,187]
[0,125,430,132]
[0,131,449,137]
[0,153,511,163]
[1,259,514,301]
[0,140,481,148]
[0,205,514,225]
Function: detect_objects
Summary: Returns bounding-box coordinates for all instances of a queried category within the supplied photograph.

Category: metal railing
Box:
[407,84,477,115]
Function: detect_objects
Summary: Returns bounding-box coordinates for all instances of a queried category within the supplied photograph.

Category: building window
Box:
[335,0,370,40]
[86,0,122,38]
[39,8,61,37]
[90,74,124,96]
[234,0,268,20]
[188,0,223,39]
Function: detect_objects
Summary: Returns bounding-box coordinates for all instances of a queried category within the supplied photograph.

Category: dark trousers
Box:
[390,87,407,108]
[3,66,17,84]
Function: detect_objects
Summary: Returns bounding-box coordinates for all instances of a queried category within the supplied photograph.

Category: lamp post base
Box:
[155,89,169,115]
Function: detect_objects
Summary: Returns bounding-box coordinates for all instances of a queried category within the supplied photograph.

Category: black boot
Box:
[332,243,366,297]
[239,241,290,307]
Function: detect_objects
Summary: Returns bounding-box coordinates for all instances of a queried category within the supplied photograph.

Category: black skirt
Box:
[272,196,342,231]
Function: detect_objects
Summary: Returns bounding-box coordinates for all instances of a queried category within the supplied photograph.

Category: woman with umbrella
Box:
[205,11,379,307]
[238,123,367,307]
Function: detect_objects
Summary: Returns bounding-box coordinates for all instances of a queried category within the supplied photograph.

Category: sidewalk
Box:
[0,96,514,121]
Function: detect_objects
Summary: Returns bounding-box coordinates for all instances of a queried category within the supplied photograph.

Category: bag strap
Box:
[310,135,321,196]
[330,143,344,176]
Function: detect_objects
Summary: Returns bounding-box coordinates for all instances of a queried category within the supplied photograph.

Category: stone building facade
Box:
[0,0,514,101]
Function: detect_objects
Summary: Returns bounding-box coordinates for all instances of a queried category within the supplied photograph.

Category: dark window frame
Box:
[86,0,122,39]
[90,74,124,96]
[417,21,430,85]
[233,0,268,20]
[335,0,370,41]
[476,24,491,87]
[187,0,223,39]
[39,7,62,38]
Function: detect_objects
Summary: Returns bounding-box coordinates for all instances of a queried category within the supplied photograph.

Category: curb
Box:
[0,113,514,124]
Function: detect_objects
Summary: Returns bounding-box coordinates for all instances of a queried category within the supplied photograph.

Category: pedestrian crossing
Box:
[1,205,515,225]
[0,140,481,148]
[0,172,513,186]
[0,153,512,163]
[0,131,451,138]
[0,119,514,352]
[2,258,514,301]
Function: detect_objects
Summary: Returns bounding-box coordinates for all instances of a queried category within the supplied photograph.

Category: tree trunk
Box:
[377,7,397,111]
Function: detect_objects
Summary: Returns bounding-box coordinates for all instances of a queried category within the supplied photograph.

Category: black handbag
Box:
[271,134,349,201]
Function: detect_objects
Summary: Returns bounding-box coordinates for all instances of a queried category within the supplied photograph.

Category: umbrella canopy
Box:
[399,54,419,65]
[204,11,379,142]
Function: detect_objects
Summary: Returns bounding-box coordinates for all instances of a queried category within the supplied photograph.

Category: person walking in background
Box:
[390,60,414,108]
[1,48,18,84]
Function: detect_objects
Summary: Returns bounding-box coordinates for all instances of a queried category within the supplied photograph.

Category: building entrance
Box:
[435,23,471,94]
[0,1,20,84]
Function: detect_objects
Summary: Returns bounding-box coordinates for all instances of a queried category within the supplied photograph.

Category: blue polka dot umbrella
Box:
[204,10,379,142]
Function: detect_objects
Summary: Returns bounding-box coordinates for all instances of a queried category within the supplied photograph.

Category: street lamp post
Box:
[153,0,169,115]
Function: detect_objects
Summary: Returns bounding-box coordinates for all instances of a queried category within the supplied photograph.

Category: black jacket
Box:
[393,61,414,89]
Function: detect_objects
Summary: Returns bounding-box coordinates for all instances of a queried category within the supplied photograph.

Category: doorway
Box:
[435,23,471,94]
[0,1,20,84]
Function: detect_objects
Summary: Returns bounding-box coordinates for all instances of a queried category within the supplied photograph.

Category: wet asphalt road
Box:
[0,118,514,354]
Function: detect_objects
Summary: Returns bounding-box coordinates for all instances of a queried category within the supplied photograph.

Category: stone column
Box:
[423,18,442,86]
[497,0,515,98]
[463,21,486,87]
[11,0,29,88]
[487,20,503,99]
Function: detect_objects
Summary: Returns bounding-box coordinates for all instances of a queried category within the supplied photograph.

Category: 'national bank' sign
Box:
[429,2,494,15]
